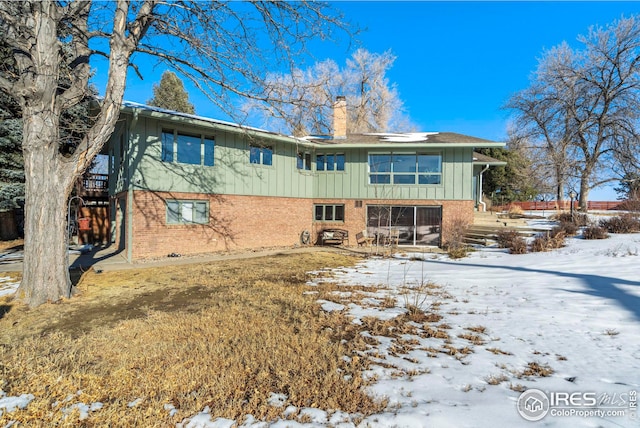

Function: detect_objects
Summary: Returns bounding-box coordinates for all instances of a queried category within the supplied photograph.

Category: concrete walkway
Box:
[0,244,369,274]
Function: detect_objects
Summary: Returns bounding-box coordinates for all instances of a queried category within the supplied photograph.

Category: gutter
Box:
[314,142,506,149]
[126,108,139,263]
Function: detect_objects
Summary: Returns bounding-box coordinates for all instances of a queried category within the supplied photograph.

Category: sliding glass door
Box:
[366,205,441,246]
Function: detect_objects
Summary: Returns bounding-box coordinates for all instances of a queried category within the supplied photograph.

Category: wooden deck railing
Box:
[78,173,108,198]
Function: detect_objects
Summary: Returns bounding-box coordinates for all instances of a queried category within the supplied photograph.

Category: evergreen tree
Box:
[0,41,24,211]
[477,146,541,205]
[0,39,95,211]
[0,103,24,210]
[147,71,195,114]
[614,172,640,200]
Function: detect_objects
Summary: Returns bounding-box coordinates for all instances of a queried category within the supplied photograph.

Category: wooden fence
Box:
[78,206,110,245]
[492,200,627,212]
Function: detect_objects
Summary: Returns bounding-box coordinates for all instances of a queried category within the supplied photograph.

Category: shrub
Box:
[508,236,528,254]
[529,235,546,252]
[552,212,589,227]
[447,216,470,247]
[599,213,640,233]
[444,216,471,258]
[496,229,519,248]
[530,228,566,252]
[615,200,640,212]
[558,221,578,236]
[507,204,524,218]
[496,229,527,254]
[447,245,472,259]
[582,226,609,240]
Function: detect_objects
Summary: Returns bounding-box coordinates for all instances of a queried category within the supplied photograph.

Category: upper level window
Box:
[368,153,441,185]
[162,130,214,166]
[317,153,345,171]
[297,152,312,170]
[250,144,273,165]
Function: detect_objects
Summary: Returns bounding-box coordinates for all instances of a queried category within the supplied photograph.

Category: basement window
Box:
[314,204,345,222]
[166,200,209,224]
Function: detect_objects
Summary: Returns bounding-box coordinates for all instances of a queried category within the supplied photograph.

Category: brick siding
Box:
[124,191,474,259]
[129,191,314,259]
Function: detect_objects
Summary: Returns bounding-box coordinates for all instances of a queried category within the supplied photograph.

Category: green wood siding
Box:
[312,147,475,200]
[110,112,477,201]
[120,116,314,198]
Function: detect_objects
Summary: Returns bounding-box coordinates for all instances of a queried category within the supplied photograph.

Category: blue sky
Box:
[111,1,640,199]
[327,1,638,141]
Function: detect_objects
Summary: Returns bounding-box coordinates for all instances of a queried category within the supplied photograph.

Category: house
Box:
[105,98,505,260]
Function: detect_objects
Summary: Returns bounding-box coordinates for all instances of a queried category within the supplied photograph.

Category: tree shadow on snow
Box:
[421,258,640,322]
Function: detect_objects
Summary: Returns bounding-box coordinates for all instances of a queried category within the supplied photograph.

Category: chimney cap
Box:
[335,95,346,101]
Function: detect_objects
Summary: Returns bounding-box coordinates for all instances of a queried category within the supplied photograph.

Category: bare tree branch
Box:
[507,15,640,210]
[0,0,349,305]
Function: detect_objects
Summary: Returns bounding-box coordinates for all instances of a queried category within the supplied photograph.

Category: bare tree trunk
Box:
[18,106,75,305]
[579,174,590,213]
[554,164,565,208]
[13,0,135,306]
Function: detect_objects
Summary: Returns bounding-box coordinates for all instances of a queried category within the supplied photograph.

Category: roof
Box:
[303,132,504,149]
[473,152,507,166]
[119,101,504,150]
[119,100,314,147]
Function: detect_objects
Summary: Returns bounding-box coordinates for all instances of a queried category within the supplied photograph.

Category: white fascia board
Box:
[317,142,506,150]
[120,103,315,148]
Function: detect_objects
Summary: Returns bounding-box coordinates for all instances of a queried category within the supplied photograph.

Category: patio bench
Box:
[356,231,374,247]
[319,228,349,246]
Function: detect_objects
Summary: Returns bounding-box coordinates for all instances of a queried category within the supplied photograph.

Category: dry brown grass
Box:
[0,252,387,426]
[507,205,524,218]
[484,374,509,385]
[0,239,23,252]
[457,333,486,346]
[465,325,487,334]
[420,326,450,340]
[486,348,513,356]
[519,361,554,378]
[509,383,527,392]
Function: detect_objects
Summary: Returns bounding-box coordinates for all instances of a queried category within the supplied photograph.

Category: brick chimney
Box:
[333,96,347,139]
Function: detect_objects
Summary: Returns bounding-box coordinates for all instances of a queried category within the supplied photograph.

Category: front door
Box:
[116,197,126,251]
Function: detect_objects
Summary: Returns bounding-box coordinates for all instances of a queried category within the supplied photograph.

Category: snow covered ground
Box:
[320,232,640,428]
[0,276,20,297]
[2,221,639,427]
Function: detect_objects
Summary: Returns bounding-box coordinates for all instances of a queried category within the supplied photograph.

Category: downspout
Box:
[478,164,489,212]
[126,108,139,263]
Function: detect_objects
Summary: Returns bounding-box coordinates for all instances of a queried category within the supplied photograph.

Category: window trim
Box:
[368,152,442,185]
[316,152,345,172]
[249,144,274,166]
[166,199,209,225]
[161,129,215,167]
[297,151,312,170]
[313,204,345,222]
